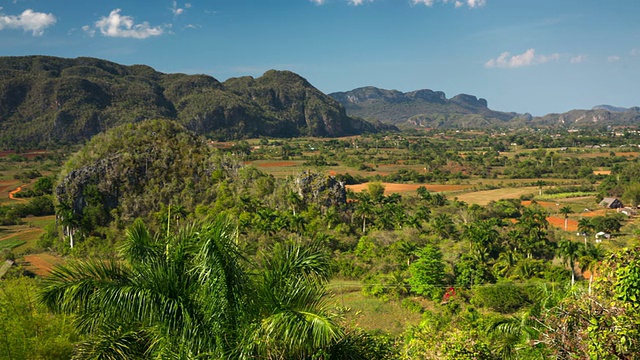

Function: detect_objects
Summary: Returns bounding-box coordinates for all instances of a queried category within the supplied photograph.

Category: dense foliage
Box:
[39,217,387,359]
[4,123,640,358]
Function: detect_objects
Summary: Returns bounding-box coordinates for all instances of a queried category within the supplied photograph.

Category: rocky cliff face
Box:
[294,171,347,209]
[55,120,214,231]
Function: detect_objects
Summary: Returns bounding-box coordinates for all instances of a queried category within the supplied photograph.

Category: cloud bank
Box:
[485,49,560,68]
[0,9,56,36]
[93,9,164,39]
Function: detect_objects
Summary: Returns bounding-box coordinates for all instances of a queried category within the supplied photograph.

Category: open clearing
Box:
[347,182,471,195]
[23,253,64,277]
[327,280,423,336]
[546,216,579,232]
[455,187,538,205]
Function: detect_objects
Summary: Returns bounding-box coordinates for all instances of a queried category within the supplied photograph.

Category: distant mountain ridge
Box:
[592,105,631,113]
[329,86,521,127]
[0,56,393,148]
[330,86,640,129]
[532,107,640,127]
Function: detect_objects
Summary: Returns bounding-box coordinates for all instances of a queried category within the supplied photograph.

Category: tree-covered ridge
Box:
[330,86,522,126]
[0,56,392,149]
[532,107,640,127]
[330,86,640,129]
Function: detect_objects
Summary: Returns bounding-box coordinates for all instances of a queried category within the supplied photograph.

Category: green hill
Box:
[0,56,392,149]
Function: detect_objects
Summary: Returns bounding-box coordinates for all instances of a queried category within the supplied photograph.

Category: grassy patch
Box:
[536,192,597,201]
[0,238,27,251]
[327,280,424,336]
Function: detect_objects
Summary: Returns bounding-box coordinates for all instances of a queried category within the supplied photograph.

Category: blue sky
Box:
[0,0,638,116]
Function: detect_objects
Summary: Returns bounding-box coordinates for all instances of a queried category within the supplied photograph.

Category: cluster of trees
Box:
[38,217,391,359]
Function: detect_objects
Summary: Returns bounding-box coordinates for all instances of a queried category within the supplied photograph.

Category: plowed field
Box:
[23,253,63,277]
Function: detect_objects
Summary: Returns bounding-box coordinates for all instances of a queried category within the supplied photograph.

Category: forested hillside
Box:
[0,56,392,149]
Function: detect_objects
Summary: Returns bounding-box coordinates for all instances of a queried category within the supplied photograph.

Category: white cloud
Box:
[0,9,56,36]
[485,48,560,68]
[608,55,620,62]
[310,0,326,4]
[411,0,435,6]
[81,24,95,37]
[630,49,639,57]
[570,54,586,64]
[466,0,486,8]
[411,0,486,8]
[348,0,374,5]
[171,1,187,16]
[95,9,164,39]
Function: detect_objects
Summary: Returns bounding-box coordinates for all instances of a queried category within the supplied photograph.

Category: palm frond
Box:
[119,218,161,266]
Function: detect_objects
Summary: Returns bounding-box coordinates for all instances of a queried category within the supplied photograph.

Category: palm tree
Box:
[287,190,303,216]
[492,250,522,278]
[354,193,374,233]
[534,180,546,197]
[559,206,573,231]
[463,220,499,263]
[577,218,594,245]
[431,213,456,240]
[489,283,572,359]
[557,239,583,286]
[39,217,357,359]
[489,305,541,359]
[578,243,606,295]
[240,241,340,359]
[56,202,79,249]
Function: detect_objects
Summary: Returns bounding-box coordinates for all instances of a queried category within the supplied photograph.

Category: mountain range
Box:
[329,86,640,129]
[329,86,521,127]
[1,55,639,149]
[0,56,392,148]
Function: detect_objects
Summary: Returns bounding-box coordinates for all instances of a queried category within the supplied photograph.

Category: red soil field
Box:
[23,253,63,277]
[547,216,579,232]
[346,183,471,194]
[580,209,609,217]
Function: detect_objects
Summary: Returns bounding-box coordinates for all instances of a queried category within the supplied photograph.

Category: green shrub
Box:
[401,298,423,313]
[471,282,530,314]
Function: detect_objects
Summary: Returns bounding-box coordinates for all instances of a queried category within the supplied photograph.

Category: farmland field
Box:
[23,253,64,277]
[347,182,472,195]
[455,186,539,205]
